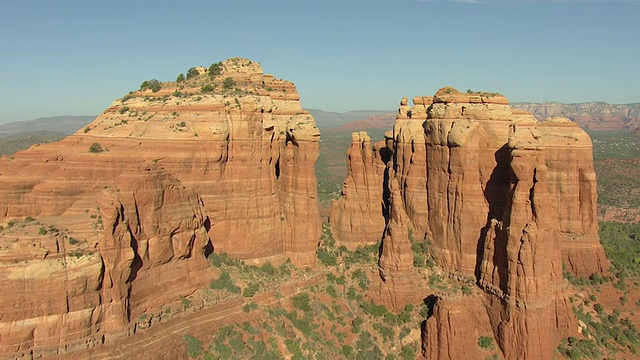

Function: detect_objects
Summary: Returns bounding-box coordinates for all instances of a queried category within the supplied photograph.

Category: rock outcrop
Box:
[0,58,321,357]
[331,87,609,359]
[329,131,388,247]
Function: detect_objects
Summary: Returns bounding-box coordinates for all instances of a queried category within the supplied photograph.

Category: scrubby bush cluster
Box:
[139,79,161,92]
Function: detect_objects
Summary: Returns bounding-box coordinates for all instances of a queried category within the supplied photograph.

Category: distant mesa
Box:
[512,101,640,132]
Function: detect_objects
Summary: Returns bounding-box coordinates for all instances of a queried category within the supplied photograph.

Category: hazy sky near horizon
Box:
[1,0,639,123]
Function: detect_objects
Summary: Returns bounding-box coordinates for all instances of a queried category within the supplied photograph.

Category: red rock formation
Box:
[0,58,321,357]
[329,131,387,246]
[0,57,320,266]
[422,296,498,360]
[0,166,211,357]
[331,87,609,359]
[477,123,579,359]
[97,167,212,335]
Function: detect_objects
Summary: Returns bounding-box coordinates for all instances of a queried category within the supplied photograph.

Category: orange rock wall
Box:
[330,87,609,359]
[329,131,387,246]
[0,58,321,357]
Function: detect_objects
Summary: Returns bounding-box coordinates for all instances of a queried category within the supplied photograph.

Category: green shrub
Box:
[317,246,337,266]
[89,142,103,153]
[351,316,363,333]
[183,334,202,358]
[351,268,369,290]
[478,336,494,349]
[462,283,473,295]
[38,227,47,235]
[341,345,354,357]
[557,337,602,359]
[260,262,275,274]
[243,283,260,298]
[207,252,241,268]
[201,84,214,93]
[179,295,191,310]
[401,345,416,360]
[363,301,387,317]
[210,272,241,294]
[121,92,135,102]
[326,284,337,298]
[176,73,185,83]
[208,252,224,267]
[186,67,199,80]
[242,302,258,313]
[222,77,236,90]
[594,303,605,315]
[209,62,222,77]
[140,79,161,92]
[292,292,311,312]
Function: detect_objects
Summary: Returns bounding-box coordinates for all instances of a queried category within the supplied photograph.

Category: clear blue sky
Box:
[1,0,639,123]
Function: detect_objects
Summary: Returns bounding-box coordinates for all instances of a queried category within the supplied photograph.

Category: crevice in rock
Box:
[203,216,213,257]
[529,168,537,219]
[126,227,142,284]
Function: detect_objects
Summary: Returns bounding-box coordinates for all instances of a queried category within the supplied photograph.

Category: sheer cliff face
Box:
[0,58,321,356]
[329,131,388,247]
[0,57,320,265]
[330,87,608,359]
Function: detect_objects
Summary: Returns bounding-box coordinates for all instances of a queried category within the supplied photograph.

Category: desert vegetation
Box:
[168,223,427,359]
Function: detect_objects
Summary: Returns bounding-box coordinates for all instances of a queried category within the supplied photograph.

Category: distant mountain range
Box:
[0,115,95,138]
[312,102,640,133]
[511,102,640,131]
[307,109,394,131]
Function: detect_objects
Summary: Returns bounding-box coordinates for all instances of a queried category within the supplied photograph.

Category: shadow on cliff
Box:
[474,144,510,286]
[126,229,143,284]
[204,216,214,257]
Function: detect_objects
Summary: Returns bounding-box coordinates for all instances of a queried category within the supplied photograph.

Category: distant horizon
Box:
[4,86,640,125]
[2,0,639,124]
[4,97,640,126]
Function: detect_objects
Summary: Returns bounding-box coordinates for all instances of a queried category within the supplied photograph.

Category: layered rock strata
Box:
[0,58,321,357]
[330,87,608,359]
[329,131,388,247]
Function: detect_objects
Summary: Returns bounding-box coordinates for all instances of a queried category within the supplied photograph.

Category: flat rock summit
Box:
[0,59,617,359]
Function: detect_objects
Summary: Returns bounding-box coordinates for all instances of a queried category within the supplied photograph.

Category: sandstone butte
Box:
[330,87,610,359]
[0,58,322,357]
